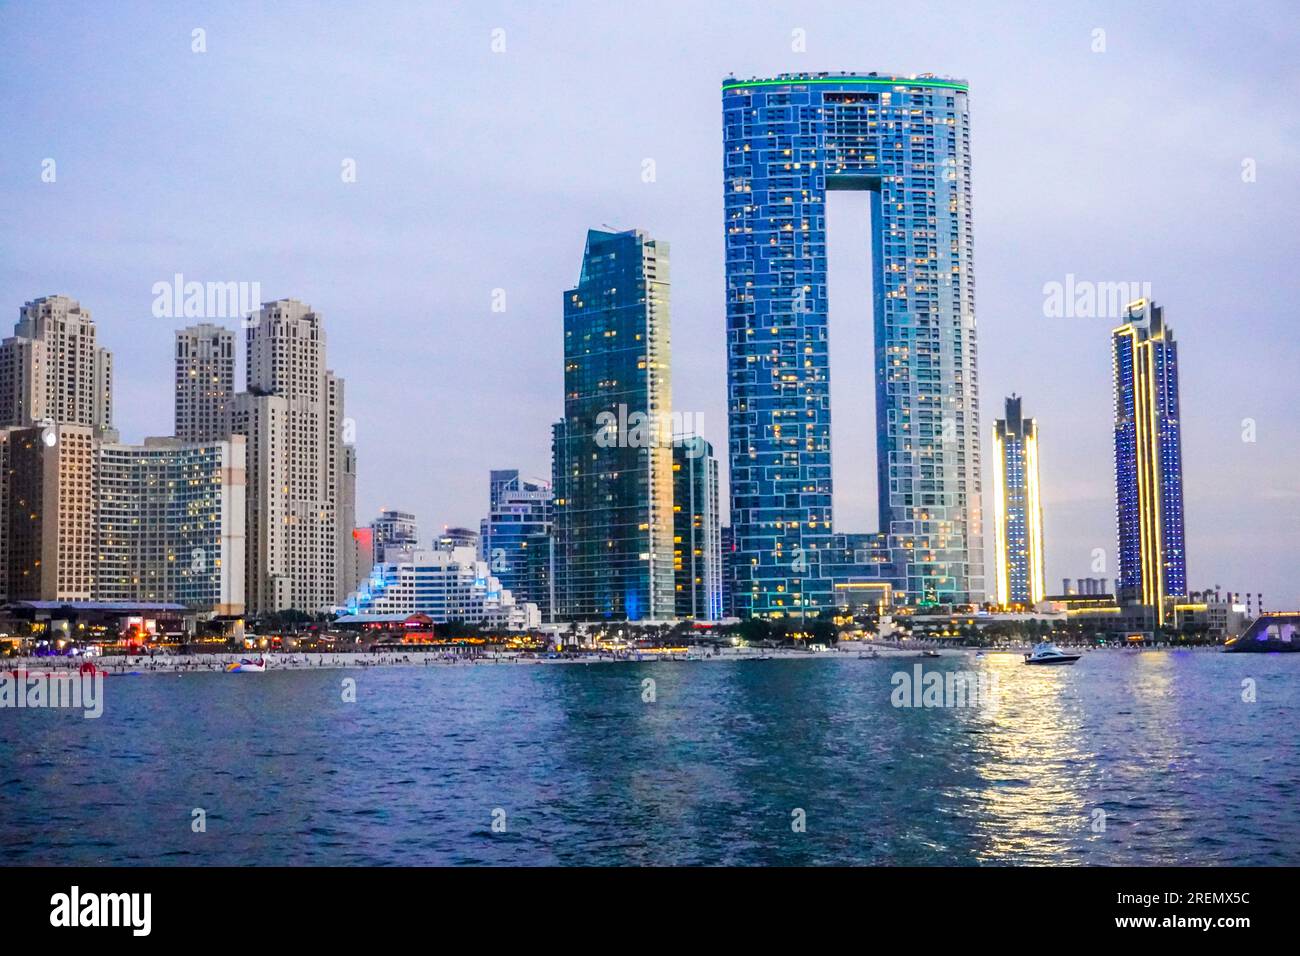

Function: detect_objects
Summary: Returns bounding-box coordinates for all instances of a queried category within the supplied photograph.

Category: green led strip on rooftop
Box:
[723,77,967,93]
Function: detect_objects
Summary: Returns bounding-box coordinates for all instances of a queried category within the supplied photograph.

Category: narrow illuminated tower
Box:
[672,436,723,621]
[992,395,1044,608]
[1113,300,1187,627]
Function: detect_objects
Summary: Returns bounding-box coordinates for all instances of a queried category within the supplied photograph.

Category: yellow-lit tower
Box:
[1112,300,1187,628]
[992,395,1045,608]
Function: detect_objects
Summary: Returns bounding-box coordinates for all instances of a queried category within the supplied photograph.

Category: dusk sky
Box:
[2,1,1297,607]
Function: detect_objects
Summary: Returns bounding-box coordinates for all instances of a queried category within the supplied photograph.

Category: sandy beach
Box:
[4,643,1211,676]
[3,644,989,675]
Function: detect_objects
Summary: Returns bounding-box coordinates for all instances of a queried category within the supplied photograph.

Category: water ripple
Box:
[1,653,1297,865]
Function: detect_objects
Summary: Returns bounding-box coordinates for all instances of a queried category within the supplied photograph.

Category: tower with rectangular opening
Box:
[723,72,984,617]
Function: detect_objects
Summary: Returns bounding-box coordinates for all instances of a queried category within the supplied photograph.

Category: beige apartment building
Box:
[233,299,355,614]
[0,295,113,435]
[174,323,236,442]
[3,423,97,601]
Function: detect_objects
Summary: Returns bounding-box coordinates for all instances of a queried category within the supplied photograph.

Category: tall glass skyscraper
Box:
[1113,300,1187,627]
[722,73,984,617]
[992,395,1044,608]
[552,228,675,621]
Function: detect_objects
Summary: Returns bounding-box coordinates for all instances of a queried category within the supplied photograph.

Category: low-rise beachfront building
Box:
[339,546,539,630]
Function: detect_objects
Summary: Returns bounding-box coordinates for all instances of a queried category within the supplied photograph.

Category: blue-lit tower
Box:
[1113,299,1187,627]
[551,228,675,621]
[722,72,984,618]
[479,469,552,609]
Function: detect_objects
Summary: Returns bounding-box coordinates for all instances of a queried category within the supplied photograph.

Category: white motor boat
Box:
[1023,642,1081,665]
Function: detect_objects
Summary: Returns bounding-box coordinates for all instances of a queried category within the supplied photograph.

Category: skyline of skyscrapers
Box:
[992,395,1045,608]
[0,285,1199,626]
[1113,299,1188,627]
[722,72,985,619]
[0,77,1216,629]
[0,278,1199,628]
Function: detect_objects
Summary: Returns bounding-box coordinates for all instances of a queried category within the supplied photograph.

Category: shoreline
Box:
[5,648,927,674]
[1,643,1224,675]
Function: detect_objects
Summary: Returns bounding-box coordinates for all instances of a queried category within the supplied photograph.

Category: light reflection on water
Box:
[1,650,1295,866]
[961,651,1099,864]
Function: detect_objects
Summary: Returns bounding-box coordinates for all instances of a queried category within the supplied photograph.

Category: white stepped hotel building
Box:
[341,546,539,630]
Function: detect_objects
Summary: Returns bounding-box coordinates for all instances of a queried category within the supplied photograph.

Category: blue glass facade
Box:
[551,228,675,621]
[1113,300,1186,626]
[722,73,984,617]
[479,468,552,612]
